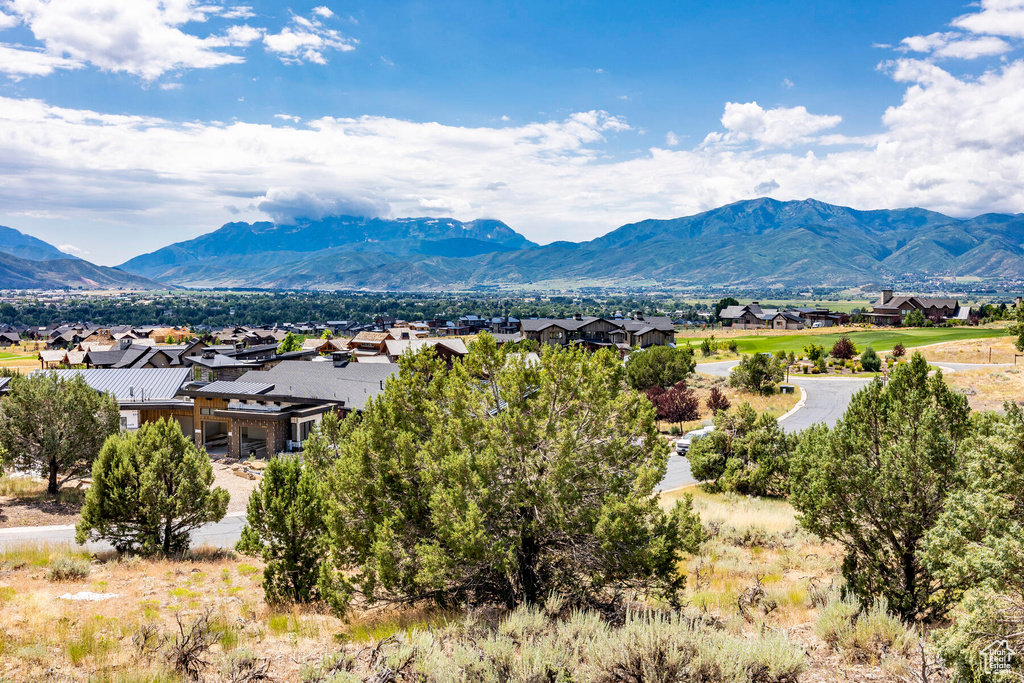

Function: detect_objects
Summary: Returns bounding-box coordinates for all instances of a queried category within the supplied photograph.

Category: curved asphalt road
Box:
[659,360,871,492]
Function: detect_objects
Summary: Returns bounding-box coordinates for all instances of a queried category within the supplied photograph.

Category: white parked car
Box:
[675,426,715,454]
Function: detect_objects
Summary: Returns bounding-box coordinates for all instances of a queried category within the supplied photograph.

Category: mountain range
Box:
[115,198,1024,290]
[0,225,162,290]
[2,198,1024,290]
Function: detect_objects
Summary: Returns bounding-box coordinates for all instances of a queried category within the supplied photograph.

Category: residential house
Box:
[301,338,347,355]
[0,332,20,347]
[437,321,471,336]
[347,331,394,358]
[866,289,968,325]
[520,313,674,350]
[383,338,469,364]
[185,349,265,382]
[459,315,489,332]
[179,361,397,458]
[718,303,807,330]
[489,317,520,334]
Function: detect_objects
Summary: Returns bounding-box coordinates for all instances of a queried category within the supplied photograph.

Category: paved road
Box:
[0,513,247,551]
[695,360,871,432]
[658,360,872,491]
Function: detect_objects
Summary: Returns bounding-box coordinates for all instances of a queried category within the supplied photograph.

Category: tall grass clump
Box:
[46,555,92,581]
[815,593,916,662]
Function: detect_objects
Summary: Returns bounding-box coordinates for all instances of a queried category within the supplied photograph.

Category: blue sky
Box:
[0,0,1022,264]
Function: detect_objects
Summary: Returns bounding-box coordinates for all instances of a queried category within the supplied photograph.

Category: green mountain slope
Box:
[118,216,537,284]
[0,252,164,290]
[115,198,1024,290]
[0,224,81,262]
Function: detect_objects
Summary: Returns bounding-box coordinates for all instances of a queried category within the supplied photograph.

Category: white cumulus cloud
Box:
[952,0,1024,39]
[2,43,1024,261]
[899,31,1011,59]
[0,43,82,77]
[704,102,842,148]
[1,0,247,80]
[262,10,355,64]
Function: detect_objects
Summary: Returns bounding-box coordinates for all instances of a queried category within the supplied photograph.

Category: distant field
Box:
[709,327,1007,355]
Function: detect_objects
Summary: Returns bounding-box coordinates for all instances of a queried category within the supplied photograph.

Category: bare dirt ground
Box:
[0,489,84,528]
[211,460,260,514]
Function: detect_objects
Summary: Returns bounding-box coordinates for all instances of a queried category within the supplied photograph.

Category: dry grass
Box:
[917,334,1020,364]
[944,365,1024,412]
[0,476,87,528]
[0,491,921,681]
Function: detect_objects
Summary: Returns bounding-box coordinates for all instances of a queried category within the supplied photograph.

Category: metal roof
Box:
[39,368,192,403]
[199,380,275,395]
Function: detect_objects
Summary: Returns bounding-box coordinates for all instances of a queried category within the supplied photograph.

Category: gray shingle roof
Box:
[237,360,398,410]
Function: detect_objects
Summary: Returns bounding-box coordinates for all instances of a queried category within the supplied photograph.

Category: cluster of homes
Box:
[718,290,973,329]
[0,312,675,461]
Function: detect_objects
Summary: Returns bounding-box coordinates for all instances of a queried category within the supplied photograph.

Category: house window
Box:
[200,407,213,416]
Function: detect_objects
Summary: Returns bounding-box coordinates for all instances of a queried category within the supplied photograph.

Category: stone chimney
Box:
[1017,296,1022,308]
[882,289,894,304]
[202,349,215,360]
[118,337,132,350]
[634,310,644,320]
[573,312,583,320]
[332,351,350,368]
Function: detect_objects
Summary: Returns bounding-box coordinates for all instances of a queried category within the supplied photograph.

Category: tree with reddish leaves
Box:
[656,381,701,426]
[830,335,858,360]
[892,342,906,358]
[706,386,731,413]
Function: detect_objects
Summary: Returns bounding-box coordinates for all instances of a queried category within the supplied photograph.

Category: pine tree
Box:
[318,334,704,615]
[0,372,119,494]
[790,354,972,619]
[76,418,229,555]
[237,456,326,603]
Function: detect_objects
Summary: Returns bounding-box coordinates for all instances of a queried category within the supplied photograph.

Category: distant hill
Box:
[0,252,164,290]
[114,199,1024,290]
[0,224,80,262]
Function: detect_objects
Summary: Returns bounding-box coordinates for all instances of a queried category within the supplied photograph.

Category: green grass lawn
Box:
[715,327,1007,356]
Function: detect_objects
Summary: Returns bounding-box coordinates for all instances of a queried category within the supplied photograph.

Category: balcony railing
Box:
[226,402,281,413]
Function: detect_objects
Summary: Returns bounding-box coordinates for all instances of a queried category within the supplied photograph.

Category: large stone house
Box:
[866,290,970,325]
